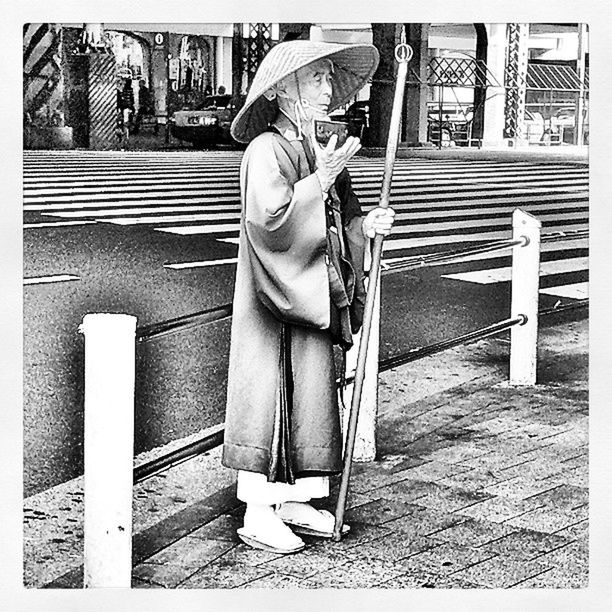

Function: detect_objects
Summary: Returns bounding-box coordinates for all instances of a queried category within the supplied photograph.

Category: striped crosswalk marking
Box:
[540,282,588,299]
[441,257,589,284]
[24,274,80,285]
[23,221,97,229]
[23,150,588,297]
[164,258,238,269]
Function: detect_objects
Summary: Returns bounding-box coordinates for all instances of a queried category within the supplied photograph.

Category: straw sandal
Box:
[236,527,305,554]
[237,506,305,554]
[275,502,350,538]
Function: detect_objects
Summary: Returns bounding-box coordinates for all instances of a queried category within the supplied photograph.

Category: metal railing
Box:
[131,216,588,483]
[79,209,588,585]
[136,303,232,343]
[381,227,588,275]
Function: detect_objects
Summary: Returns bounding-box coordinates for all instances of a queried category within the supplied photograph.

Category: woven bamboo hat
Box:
[230,40,379,143]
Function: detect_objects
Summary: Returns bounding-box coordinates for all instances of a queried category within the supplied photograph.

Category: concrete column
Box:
[367,24,401,148]
[402,23,430,146]
[151,30,169,121]
[215,37,233,94]
[232,24,244,96]
[504,23,529,144]
[369,24,428,147]
[576,23,588,145]
[482,23,508,147]
[472,24,488,141]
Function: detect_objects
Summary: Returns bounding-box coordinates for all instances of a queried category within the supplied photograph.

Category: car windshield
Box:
[196,95,232,110]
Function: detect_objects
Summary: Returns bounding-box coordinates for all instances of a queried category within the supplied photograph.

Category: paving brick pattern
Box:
[28,320,588,589]
[129,358,588,589]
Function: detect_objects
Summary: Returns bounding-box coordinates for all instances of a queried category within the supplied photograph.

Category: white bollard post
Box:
[342,276,380,462]
[509,209,541,385]
[79,313,137,588]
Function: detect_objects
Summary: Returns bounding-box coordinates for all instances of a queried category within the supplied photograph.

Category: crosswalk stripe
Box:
[164,258,238,269]
[382,224,587,252]
[23,151,588,295]
[382,237,588,266]
[540,282,588,299]
[155,223,238,235]
[41,200,586,223]
[23,175,587,196]
[24,221,97,229]
[102,212,241,225]
[152,215,587,239]
[23,163,586,179]
[24,274,80,285]
[441,257,588,284]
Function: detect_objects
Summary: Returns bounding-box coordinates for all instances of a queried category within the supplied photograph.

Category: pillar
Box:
[151,30,169,122]
[402,23,430,146]
[504,23,529,144]
[576,23,588,145]
[232,23,244,96]
[482,23,508,147]
[279,23,311,42]
[472,24,488,141]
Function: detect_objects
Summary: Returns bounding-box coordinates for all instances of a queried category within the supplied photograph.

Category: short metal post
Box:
[342,276,380,462]
[509,209,541,385]
[79,313,137,588]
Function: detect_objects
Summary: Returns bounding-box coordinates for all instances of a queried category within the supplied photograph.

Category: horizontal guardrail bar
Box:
[382,228,588,275]
[134,429,224,484]
[356,315,527,382]
[136,304,233,343]
[132,231,588,341]
[382,237,526,273]
[132,298,588,481]
[540,228,589,243]
[539,298,589,317]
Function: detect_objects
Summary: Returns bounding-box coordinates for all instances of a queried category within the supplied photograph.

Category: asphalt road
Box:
[23,150,588,496]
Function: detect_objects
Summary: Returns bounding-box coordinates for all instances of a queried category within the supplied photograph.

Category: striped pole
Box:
[88,54,118,150]
[23,23,63,125]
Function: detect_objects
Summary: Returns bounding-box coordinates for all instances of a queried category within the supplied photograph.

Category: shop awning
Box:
[527,64,589,91]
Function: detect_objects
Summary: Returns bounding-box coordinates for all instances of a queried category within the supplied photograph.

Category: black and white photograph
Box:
[4,2,612,610]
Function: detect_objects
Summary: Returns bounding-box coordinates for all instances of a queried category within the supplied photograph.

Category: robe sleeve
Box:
[242,134,331,329]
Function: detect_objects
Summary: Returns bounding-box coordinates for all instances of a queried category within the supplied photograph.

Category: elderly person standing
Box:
[222,40,395,554]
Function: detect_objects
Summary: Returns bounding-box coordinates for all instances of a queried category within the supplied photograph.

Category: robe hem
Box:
[222,442,342,475]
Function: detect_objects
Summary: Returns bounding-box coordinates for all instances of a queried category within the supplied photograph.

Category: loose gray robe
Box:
[222,117,365,480]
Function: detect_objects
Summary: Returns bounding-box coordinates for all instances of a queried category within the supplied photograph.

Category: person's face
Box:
[280,59,334,117]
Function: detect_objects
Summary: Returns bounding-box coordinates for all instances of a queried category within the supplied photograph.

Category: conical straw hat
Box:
[230,40,379,143]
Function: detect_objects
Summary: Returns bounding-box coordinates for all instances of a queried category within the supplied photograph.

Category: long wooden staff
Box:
[333,31,413,542]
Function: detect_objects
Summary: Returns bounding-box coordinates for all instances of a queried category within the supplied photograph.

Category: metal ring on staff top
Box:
[395,43,413,63]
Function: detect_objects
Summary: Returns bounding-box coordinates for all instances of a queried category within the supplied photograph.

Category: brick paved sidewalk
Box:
[30,317,587,589]
[127,318,588,590]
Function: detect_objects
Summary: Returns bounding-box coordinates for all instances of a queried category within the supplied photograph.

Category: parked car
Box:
[332,101,479,147]
[169,94,246,147]
[551,107,589,145]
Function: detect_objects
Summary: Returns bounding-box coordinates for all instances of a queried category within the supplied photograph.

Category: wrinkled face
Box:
[279,59,334,118]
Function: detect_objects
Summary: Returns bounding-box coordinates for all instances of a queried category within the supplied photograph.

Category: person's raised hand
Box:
[313,134,361,193]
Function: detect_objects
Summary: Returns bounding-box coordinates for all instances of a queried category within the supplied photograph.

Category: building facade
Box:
[23,23,588,150]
